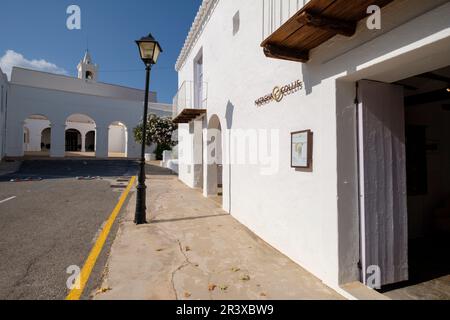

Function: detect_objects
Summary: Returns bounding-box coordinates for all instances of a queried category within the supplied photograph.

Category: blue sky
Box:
[0,0,203,103]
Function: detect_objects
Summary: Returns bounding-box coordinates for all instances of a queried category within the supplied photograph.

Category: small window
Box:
[233,11,240,36]
[86,71,93,80]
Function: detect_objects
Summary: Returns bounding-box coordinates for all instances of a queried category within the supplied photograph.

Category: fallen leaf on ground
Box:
[184,292,192,298]
[260,293,267,297]
[219,285,228,291]
[185,246,191,252]
[208,284,217,291]
[231,267,241,272]
[156,248,164,252]
[240,274,251,281]
[96,287,112,295]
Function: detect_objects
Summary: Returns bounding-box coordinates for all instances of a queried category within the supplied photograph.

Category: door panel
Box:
[194,55,203,108]
[358,80,409,286]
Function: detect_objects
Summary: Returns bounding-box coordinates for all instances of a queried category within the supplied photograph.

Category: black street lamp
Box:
[134,33,162,225]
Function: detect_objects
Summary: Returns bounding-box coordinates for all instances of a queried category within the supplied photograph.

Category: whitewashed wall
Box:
[0,68,7,159]
[11,67,157,103]
[6,68,171,159]
[23,119,130,155]
[176,0,450,291]
[24,119,51,152]
[108,124,127,154]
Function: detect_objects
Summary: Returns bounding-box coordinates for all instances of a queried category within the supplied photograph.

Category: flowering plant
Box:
[133,114,178,159]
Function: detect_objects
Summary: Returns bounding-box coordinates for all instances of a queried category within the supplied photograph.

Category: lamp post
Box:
[135,33,162,225]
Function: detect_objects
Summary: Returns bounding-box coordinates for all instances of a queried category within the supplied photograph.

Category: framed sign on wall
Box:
[291,130,313,169]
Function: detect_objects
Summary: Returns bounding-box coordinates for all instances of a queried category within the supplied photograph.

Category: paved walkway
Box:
[384,276,450,300]
[94,165,343,300]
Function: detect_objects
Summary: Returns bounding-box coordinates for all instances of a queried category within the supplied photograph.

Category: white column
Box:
[203,121,218,197]
[222,129,230,213]
[193,120,204,188]
[95,125,109,158]
[202,120,209,197]
[50,124,66,158]
[81,132,86,152]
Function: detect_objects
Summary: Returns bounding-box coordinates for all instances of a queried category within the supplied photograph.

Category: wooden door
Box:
[358,80,409,287]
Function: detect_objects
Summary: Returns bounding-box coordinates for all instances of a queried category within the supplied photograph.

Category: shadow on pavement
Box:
[0,160,140,181]
[145,163,177,176]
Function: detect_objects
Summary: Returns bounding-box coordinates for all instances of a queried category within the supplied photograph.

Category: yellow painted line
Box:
[66,176,137,300]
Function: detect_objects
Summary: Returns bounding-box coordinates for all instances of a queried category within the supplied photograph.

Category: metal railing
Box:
[172,81,208,118]
[262,0,310,40]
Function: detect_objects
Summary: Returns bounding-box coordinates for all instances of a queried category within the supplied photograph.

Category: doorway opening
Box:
[381,66,450,299]
[108,122,128,158]
[357,66,450,299]
[65,129,82,152]
[23,114,51,157]
[194,50,204,109]
[206,115,223,205]
[41,128,51,151]
[85,131,96,152]
[65,114,96,157]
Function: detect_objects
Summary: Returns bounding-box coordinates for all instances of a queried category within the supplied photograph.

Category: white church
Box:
[0,51,171,160]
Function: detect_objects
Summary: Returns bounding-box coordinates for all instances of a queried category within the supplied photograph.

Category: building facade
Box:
[4,52,171,159]
[174,0,450,295]
[0,67,8,160]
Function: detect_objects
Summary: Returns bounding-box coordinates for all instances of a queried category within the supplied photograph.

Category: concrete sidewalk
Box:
[94,165,343,300]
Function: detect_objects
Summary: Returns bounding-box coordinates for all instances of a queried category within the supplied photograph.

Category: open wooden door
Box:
[358,80,409,287]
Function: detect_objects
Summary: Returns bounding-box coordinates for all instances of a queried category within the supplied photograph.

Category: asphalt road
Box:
[0,160,138,300]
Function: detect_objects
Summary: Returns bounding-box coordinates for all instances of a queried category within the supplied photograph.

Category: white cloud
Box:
[0,50,68,80]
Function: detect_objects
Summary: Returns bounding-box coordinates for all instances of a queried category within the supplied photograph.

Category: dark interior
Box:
[383,66,450,292]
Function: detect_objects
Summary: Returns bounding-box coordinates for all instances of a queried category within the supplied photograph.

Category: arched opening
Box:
[108,121,128,158]
[86,71,93,80]
[65,129,82,152]
[23,114,51,157]
[41,128,51,151]
[85,131,96,152]
[206,115,223,202]
[65,114,96,157]
[24,127,30,150]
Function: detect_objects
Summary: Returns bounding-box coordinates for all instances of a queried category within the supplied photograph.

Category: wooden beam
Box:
[296,10,357,37]
[415,72,450,84]
[173,109,207,124]
[263,44,309,63]
[394,82,418,91]
[405,88,450,107]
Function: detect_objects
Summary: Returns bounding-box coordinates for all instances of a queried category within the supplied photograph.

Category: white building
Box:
[174,0,450,296]
[2,51,171,159]
[0,68,7,159]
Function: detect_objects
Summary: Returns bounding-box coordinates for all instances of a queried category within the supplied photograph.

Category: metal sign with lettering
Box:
[255,80,303,107]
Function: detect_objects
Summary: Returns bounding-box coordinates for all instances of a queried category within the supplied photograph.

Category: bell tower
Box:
[77,51,98,81]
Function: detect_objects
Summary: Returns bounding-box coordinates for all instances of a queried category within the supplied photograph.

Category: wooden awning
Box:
[261,0,394,63]
[173,109,206,124]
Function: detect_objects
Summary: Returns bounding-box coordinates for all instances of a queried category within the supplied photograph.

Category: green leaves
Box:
[133,114,178,148]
